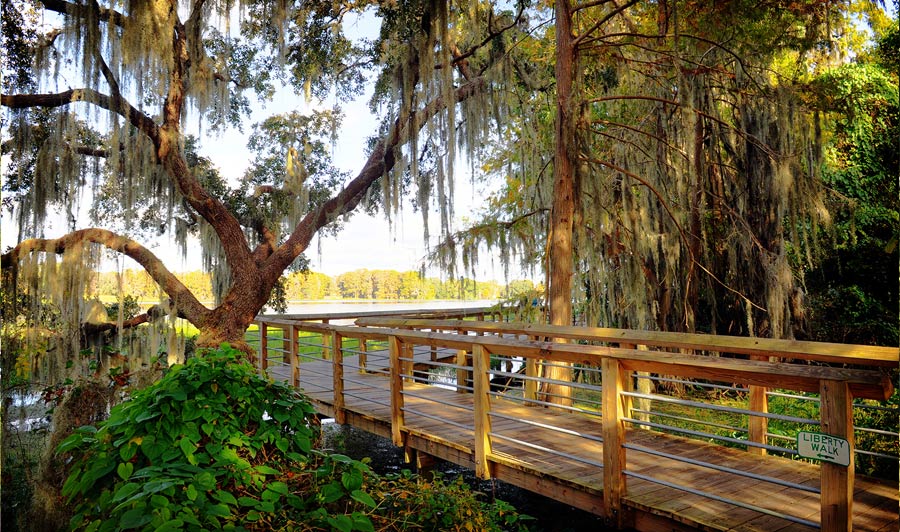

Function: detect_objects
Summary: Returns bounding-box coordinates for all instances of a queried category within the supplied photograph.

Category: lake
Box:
[272,299,499,317]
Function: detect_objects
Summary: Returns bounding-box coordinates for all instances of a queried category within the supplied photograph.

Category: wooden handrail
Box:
[254,319,892,531]
[354,318,899,367]
[358,327,892,400]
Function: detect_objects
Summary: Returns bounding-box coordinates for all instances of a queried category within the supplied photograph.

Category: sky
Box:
[0,8,525,283]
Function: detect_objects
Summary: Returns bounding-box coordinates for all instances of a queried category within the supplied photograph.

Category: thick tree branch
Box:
[572,0,640,48]
[39,0,126,27]
[1,229,211,324]
[1,89,160,144]
[264,76,488,279]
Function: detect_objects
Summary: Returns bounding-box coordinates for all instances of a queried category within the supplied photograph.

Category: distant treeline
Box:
[94,269,542,303]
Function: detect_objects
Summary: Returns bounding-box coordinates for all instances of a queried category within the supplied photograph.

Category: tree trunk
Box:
[542,0,576,407]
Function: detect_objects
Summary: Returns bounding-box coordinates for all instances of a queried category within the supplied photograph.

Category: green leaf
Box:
[267,481,289,496]
[194,472,216,491]
[206,503,231,517]
[179,438,196,462]
[143,480,176,494]
[214,489,238,506]
[117,461,134,480]
[327,514,353,532]
[350,490,376,509]
[237,496,260,508]
[275,436,289,454]
[352,514,376,532]
[152,519,184,532]
[119,442,138,462]
[186,484,198,502]
[119,507,152,529]
[112,482,141,503]
[319,482,345,504]
[254,465,279,475]
[150,494,169,509]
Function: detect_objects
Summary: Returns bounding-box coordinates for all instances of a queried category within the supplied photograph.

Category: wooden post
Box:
[402,342,414,383]
[455,349,468,393]
[748,384,768,455]
[290,325,300,387]
[259,322,269,372]
[748,355,769,455]
[618,343,637,424]
[473,344,493,480]
[430,330,438,361]
[389,336,405,446]
[358,338,368,373]
[332,331,346,424]
[602,357,628,527]
[321,329,331,360]
[820,379,854,532]
[524,336,539,404]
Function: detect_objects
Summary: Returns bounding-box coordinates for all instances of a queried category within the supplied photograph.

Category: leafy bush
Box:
[59,345,374,531]
[58,345,532,531]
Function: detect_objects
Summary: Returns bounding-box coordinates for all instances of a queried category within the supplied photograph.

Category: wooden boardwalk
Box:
[265,347,899,532]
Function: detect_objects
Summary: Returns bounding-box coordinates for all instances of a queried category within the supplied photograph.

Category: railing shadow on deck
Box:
[249,314,898,532]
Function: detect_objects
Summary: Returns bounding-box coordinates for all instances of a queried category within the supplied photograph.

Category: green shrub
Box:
[58,345,375,532]
[57,344,532,532]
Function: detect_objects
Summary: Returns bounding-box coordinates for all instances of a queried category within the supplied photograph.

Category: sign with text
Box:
[797,431,851,466]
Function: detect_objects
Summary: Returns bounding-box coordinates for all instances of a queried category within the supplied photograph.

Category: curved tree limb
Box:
[1,89,160,144]
[263,75,488,280]
[1,229,211,324]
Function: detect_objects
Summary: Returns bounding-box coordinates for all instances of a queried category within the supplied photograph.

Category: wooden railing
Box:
[357,318,898,458]
[252,316,896,532]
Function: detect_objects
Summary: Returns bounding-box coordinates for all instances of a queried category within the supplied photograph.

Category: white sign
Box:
[797,431,851,466]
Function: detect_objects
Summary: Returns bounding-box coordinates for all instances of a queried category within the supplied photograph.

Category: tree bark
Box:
[543,0,576,406]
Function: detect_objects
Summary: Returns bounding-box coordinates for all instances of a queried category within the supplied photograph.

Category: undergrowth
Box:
[57,344,532,532]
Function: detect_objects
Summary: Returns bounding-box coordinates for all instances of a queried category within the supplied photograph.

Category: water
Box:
[277,299,498,317]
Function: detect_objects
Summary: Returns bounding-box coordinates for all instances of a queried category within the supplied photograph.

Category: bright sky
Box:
[0,8,522,283]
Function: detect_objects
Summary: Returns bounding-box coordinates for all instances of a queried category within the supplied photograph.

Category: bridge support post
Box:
[259,322,268,373]
[602,357,628,528]
[820,379,854,532]
[389,336,406,447]
[748,355,770,455]
[290,325,299,387]
[358,337,368,373]
[524,336,539,404]
[473,344,493,480]
[455,349,469,393]
[332,331,346,424]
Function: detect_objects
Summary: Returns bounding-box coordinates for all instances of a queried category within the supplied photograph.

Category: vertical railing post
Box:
[748,355,770,455]
[455,349,469,393]
[472,344,493,480]
[618,343,639,424]
[602,357,628,528]
[331,331,346,424]
[259,322,269,373]
[430,329,439,361]
[358,337,368,373]
[290,324,299,387]
[402,342,414,383]
[321,326,331,360]
[524,335,539,403]
[820,379,854,532]
[388,336,405,446]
